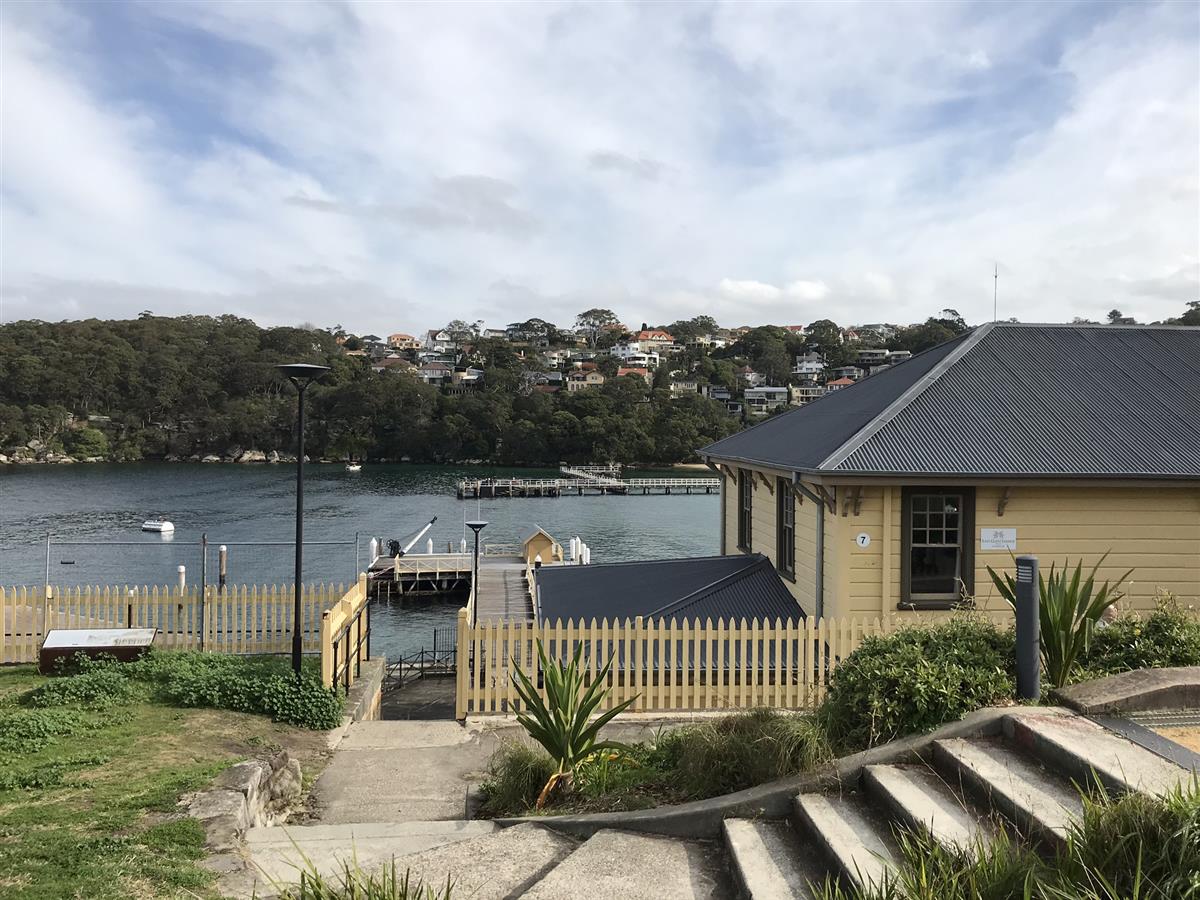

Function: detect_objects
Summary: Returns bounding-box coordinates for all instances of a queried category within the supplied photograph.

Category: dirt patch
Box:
[1153,725,1200,754]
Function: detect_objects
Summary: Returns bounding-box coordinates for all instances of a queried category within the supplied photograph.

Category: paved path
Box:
[475,562,532,622]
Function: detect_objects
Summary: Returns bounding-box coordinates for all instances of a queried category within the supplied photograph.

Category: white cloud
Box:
[1,0,1196,333]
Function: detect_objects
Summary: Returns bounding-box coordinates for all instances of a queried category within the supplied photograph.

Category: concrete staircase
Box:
[722,711,1197,899]
[239,711,1194,899]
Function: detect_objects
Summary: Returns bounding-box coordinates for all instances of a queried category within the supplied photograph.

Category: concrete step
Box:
[934,737,1085,849]
[863,764,991,852]
[1003,712,1195,796]
[522,829,731,900]
[793,792,896,891]
[245,820,497,885]
[722,819,824,900]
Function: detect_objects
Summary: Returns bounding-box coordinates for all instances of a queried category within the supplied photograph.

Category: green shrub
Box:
[988,554,1131,688]
[1082,598,1200,676]
[818,618,1015,752]
[21,651,343,730]
[24,668,138,709]
[0,754,110,792]
[477,742,557,816]
[653,709,831,798]
[0,708,86,753]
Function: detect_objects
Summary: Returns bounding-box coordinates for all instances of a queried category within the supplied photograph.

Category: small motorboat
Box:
[141,519,174,533]
[345,463,362,472]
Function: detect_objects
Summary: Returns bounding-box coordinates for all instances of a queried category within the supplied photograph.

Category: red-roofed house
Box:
[633,329,675,353]
[825,376,856,391]
[617,366,652,385]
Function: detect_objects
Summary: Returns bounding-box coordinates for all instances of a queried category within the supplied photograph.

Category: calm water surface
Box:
[0,463,719,657]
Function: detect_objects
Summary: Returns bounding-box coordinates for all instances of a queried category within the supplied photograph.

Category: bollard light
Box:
[1015,555,1041,700]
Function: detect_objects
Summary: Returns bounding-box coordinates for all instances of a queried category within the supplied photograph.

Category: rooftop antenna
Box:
[993,263,999,322]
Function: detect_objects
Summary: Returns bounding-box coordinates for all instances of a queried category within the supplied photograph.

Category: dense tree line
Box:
[0,314,736,465]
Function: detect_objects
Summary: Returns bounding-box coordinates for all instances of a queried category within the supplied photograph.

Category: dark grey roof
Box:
[701,324,1200,479]
[534,554,804,624]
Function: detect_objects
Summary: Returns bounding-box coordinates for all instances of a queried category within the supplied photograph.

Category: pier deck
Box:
[367,552,534,621]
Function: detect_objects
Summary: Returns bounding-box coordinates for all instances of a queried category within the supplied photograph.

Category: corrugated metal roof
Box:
[698,332,972,471]
[701,324,1200,478]
[534,554,803,624]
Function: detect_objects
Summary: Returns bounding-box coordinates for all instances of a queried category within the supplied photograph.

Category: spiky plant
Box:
[509,639,636,808]
[988,552,1132,688]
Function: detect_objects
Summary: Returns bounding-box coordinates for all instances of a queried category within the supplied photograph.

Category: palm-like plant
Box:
[509,639,636,808]
[988,552,1132,689]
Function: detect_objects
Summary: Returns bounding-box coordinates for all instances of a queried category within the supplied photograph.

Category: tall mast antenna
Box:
[993,263,999,322]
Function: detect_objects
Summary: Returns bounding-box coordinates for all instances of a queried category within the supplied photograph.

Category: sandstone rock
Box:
[201,455,222,464]
[27,439,44,452]
[237,449,267,463]
[267,450,280,463]
[0,454,8,465]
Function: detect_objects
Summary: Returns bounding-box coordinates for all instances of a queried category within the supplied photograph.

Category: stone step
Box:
[722,819,824,900]
[1003,712,1195,796]
[863,764,991,852]
[522,829,731,900]
[793,792,896,891]
[933,737,1085,849]
[245,820,498,886]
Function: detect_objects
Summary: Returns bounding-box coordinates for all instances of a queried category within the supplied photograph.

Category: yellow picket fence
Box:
[455,608,1015,718]
[1,583,348,664]
[320,573,370,691]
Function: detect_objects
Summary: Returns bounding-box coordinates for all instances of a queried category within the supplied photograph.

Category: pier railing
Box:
[1,582,347,664]
[455,609,1015,718]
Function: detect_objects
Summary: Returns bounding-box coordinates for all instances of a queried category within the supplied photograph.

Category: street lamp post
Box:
[278,363,331,677]
[466,520,487,626]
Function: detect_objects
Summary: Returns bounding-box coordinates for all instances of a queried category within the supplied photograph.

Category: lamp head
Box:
[465,520,488,534]
[277,363,331,387]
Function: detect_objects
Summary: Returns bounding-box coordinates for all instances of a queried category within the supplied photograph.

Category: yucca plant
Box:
[988,552,1132,688]
[509,639,636,808]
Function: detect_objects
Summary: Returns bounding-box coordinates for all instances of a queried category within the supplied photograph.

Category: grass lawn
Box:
[0,664,331,900]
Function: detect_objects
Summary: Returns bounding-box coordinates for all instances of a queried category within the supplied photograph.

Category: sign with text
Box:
[980,527,1017,551]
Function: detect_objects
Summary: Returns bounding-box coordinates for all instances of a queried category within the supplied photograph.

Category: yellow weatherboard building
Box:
[700,323,1200,620]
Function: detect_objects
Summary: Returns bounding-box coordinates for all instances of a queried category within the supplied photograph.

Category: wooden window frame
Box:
[900,486,975,610]
[737,469,753,551]
[776,477,795,580]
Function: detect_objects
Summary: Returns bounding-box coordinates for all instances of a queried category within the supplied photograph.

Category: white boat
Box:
[141,519,174,533]
[345,463,362,472]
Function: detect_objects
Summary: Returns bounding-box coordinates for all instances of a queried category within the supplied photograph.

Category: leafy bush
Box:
[818,618,1015,752]
[509,640,635,807]
[653,708,831,798]
[478,742,557,816]
[24,668,138,709]
[988,554,1131,688]
[0,708,86,753]
[479,709,830,816]
[1082,597,1200,676]
[22,651,344,730]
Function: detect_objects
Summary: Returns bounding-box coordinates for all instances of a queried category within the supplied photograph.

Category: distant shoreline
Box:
[0,457,715,472]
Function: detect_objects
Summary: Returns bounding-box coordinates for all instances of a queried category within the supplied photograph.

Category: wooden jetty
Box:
[367,549,542,622]
[456,464,719,499]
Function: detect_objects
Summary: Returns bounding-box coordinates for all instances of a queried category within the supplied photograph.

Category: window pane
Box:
[910,546,960,595]
[943,497,960,513]
[913,528,927,544]
[913,495,928,512]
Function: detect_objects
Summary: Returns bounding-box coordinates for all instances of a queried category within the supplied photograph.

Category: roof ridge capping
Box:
[818,322,996,471]
[645,553,766,619]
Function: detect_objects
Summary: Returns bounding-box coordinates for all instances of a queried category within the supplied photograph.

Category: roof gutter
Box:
[792,473,824,620]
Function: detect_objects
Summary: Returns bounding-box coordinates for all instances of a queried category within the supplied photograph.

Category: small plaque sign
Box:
[40,628,157,673]
[980,527,1017,551]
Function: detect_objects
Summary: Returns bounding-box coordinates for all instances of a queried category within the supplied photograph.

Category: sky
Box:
[2,0,1197,336]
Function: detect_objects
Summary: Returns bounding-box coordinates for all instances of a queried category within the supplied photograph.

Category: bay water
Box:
[0,463,719,658]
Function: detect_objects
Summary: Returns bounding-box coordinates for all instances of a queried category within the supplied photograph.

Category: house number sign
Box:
[855,532,871,548]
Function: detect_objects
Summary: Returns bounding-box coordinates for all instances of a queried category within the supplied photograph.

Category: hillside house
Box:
[388,333,422,350]
[669,380,699,398]
[744,386,789,415]
[633,329,675,353]
[424,330,458,354]
[736,366,765,388]
[617,366,652,385]
[700,323,1200,620]
[830,366,861,381]
[417,362,452,385]
[567,371,606,392]
[793,351,826,377]
[789,382,825,406]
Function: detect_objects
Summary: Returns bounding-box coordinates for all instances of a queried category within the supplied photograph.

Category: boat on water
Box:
[345,463,362,472]
[141,519,174,533]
